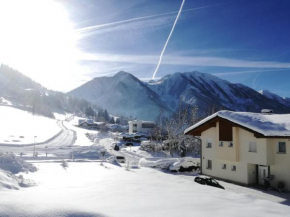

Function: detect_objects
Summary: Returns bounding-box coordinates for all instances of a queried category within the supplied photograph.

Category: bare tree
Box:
[163,103,200,157]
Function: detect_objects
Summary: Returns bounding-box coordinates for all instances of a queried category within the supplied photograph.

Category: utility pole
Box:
[45,146,48,157]
[33,136,37,157]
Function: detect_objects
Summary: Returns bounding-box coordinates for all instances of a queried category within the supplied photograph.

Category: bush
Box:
[61,159,68,169]
[140,141,163,152]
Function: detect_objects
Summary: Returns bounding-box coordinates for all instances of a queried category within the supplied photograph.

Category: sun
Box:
[0,0,83,91]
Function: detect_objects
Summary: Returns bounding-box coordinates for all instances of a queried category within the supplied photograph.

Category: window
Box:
[222,164,226,170]
[249,141,257,152]
[206,139,212,148]
[228,142,233,147]
[277,142,286,153]
[141,123,155,128]
[133,124,137,127]
[133,130,137,133]
[207,160,212,170]
[231,165,236,171]
[219,141,223,147]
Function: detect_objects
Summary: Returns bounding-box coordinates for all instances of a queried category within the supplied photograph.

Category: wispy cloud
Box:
[140,77,161,81]
[76,3,226,35]
[213,68,290,76]
[79,53,290,69]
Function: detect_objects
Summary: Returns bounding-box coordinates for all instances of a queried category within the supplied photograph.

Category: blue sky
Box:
[1,0,290,96]
[61,0,290,96]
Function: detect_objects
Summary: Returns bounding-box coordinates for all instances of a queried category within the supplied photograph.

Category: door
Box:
[258,165,268,185]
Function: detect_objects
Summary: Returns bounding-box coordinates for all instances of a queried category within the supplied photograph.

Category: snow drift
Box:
[0,153,37,173]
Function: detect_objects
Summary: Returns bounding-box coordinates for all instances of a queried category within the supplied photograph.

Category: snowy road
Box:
[0,121,76,156]
[99,138,141,165]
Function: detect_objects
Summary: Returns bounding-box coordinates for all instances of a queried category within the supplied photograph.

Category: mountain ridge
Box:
[69,71,290,120]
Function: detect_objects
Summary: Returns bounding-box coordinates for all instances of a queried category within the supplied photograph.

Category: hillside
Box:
[69,71,290,120]
[0,65,100,118]
[259,90,290,107]
[0,106,60,145]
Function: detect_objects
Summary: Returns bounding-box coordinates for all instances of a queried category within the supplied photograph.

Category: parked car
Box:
[106,156,125,164]
[169,157,200,172]
[194,177,225,190]
[116,156,126,163]
[125,142,134,146]
[113,145,120,151]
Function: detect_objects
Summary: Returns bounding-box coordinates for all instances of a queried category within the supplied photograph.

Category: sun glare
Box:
[0,0,82,91]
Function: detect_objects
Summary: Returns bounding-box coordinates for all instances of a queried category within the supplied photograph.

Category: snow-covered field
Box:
[1,162,290,217]
[0,106,61,145]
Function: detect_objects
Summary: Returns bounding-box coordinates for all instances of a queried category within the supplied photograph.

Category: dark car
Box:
[194,177,225,190]
[125,142,133,146]
[114,145,120,151]
[116,156,125,163]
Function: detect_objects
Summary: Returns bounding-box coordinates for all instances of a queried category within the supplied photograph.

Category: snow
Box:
[53,112,67,121]
[1,162,290,216]
[63,117,95,147]
[0,106,61,145]
[0,97,12,106]
[185,110,290,136]
[139,157,179,168]
[0,153,37,173]
[0,170,19,190]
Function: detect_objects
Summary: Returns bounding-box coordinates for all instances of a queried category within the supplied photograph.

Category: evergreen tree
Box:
[104,109,110,122]
[109,117,115,124]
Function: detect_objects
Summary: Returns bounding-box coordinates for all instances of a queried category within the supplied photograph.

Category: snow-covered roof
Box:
[184,110,290,137]
[128,120,155,124]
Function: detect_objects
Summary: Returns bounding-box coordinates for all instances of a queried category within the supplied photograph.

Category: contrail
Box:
[152,0,186,79]
[76,3,224,33]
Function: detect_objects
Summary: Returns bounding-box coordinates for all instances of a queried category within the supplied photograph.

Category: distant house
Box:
[185,110,290,190]
[76,119,99,129]
[128,120,155,134]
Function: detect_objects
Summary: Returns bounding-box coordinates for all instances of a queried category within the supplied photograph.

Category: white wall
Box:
[128,120,154,134]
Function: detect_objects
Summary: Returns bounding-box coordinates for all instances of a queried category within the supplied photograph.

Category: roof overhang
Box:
[185,116,290,139]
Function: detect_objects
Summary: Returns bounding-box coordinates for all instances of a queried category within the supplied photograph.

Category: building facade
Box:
[128,120,155,134]
[185,111,290,190]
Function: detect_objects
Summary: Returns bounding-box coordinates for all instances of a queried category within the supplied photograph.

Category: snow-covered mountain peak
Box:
[259,89,290,107]
[69,71,290,120]
[114,71,131,77]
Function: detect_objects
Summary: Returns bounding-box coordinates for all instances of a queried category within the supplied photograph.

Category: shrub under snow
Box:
[0,169,20,190]
[0,152,37,174]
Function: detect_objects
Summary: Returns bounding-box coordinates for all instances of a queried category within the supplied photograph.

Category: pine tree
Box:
[109,117,115,124]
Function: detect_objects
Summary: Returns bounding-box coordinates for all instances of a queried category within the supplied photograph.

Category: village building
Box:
[128,120,155,134]
[185,110,290,190]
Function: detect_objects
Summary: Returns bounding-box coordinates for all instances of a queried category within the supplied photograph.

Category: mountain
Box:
[147,72,290,114]
[69,71,290,121]
[0,64,100,118]
[69,71,172,120]
[259,90,290,107]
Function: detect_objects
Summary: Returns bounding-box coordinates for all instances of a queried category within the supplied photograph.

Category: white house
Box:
[185,110,290,190]
[128,120,155,134]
